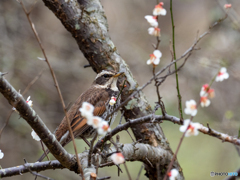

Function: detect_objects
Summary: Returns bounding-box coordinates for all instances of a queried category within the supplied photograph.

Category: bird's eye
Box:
[104,74,110,78]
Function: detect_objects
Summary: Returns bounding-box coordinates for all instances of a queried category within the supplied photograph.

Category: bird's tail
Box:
[37,149,50,162]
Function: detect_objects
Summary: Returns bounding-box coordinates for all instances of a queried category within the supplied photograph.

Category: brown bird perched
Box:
[38,70,124,162]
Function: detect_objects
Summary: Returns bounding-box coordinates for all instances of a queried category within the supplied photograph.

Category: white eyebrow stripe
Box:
[95,70,114,79]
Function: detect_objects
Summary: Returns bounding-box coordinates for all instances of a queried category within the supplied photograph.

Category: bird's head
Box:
[93,70,124,91]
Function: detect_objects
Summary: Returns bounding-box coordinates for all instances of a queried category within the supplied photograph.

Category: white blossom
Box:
[146,50,162,66]
[144,15,158,27]
[168,169,179,180]
[109,96,116,106]
[179,119,202,137]
[148,27,160,37]
[0,150,4,159]
[79,102,94,120]
[111,153,125,165]
[215,67,229,82]
[31,130,41,141]
[91,116,103,128]
[153,2,167,16]
[184,99,197,116]
[200,96,211,107]
[97,121,111,136]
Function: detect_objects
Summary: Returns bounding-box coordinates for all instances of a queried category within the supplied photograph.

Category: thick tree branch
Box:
[0,73,76,171]
[0,160,63,178]
[0,143,182,179]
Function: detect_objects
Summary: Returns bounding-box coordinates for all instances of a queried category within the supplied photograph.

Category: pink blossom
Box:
[179,119,202,137]
[168,169,179,180]
[153,2,167,16]
[224,4,232,9]
[144,15,158,27]
[200,96,211,107]
[146,50,162,66]
[111,153,125,165]
[184,100,197,116]
[109,96,116,106]
[215,67,229,82]
[89,116,103,128]
[97,121,111,136]
[79,102,94,120]
[148,27,161,37]
[200,84,215,98]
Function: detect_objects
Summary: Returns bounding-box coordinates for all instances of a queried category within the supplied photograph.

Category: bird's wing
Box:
[54,87,109,144]
[70,89,108,133]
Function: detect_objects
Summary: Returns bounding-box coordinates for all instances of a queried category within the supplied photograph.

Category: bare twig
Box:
[23,159,54,180]
[125,129,135,142]
[22,69,45,95]
[152,67,166,116]
[19,1,83,177]
[123,163,132,180]
[0,110,14,139]
[88,133,98,167]
[136,164,144,180]
[40,140,50,161]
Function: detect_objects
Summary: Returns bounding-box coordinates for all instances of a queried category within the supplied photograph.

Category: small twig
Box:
[88,133,98,167]
[23,159,54,180]
[95,153,100,175]
[40,140,50,161]
[136,164,144,180]
[19,1,83,177]
[109,138,118,151]
[0,110,14,139]
[152,67,166,116]
[207,123,212,133]
[84,64,92,68]
[119,110,125,125]
[123,162,132,180]
[145,157,153,168]
[126,129,135,142]
[22,69,45,95]
[27,0,38,15]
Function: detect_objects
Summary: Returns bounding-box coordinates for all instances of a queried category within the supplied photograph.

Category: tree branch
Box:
[0,72,76,171]
[0,143,181,179]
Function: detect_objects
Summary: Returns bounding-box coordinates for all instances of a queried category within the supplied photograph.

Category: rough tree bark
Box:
[40,0,183,179]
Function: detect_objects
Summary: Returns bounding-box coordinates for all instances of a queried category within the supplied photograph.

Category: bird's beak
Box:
[113,71,125,77]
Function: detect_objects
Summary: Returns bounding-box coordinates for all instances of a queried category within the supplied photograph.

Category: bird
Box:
[38,70,124,162]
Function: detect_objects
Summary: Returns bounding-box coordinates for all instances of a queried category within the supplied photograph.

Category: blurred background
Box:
[0,0,240,179]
